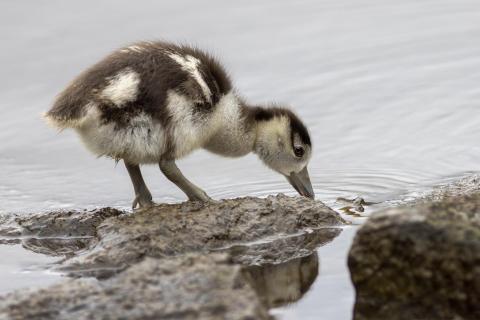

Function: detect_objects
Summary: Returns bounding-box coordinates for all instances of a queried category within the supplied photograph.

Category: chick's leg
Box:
[124,161,154,209]
[159,160,211,202]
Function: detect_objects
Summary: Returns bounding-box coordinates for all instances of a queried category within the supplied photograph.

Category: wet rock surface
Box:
[60,195,345,278]
[0,254,269,320]
[1,207,124,238]
[0,195,345,319]
[349,191,480,320]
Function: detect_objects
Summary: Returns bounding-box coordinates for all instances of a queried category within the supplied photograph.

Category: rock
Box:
[13,207,123,238]
[0,207,124,256]
[0,215,21,238]
[0,254,270,320]
[401,174,480,206]
[348,192,480,320]
[59,195,345,278]
[426,174,480,200]
[0,195,345,319]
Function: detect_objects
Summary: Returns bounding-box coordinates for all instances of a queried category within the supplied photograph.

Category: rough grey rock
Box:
[348,192,480,320]
[59,195,345,278]
[5,207,124,237]
[0,254,270,320]
[0,195,345,319]
[426,174,480,200]
[400,174,480,206]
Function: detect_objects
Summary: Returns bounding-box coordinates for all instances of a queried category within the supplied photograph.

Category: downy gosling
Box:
[45,41,314,209]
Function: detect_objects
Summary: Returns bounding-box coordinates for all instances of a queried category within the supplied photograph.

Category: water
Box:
[0,243,62,294]
[1,0,480,318]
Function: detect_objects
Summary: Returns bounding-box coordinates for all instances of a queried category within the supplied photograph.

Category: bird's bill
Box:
[285,167,315,199]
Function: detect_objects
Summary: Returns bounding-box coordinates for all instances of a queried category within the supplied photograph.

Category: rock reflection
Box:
[226,227,342,265]
[224,228,343,308]
[245,252,319,308]
[21,237,93,257]
[1,236,93,258]
[0,238,21,245]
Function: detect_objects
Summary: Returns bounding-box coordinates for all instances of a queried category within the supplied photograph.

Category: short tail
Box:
[42,112,69,130]
[44,76,95,130]
[42,108,90,130]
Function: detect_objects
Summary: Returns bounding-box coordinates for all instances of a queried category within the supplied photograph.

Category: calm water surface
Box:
[0,244,62,295]
[1,1,479,319]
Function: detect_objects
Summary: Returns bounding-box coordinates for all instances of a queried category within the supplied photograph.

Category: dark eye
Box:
[294,146,304,158]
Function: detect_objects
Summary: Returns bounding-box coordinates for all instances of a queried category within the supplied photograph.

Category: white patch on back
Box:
[167,53,212,103]
[100,68,140,107]
[75,105,167,164]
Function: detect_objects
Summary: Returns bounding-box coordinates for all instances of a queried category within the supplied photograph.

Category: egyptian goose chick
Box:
[45,41,314,209]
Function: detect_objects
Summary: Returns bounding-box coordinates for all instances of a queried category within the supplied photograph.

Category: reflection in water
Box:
[246,252,319,308]
[222,228,343,309]
[20,237,93,258]
[275,226,358,320]
[0,238,21,245]
[224,228,342,265]
[1,235,94,258]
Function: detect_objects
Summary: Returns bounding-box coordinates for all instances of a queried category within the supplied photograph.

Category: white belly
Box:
[76,108,167,164]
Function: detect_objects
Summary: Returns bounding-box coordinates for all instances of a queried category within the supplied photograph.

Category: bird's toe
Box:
[187,190,212,203]
[132,193,154,210]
